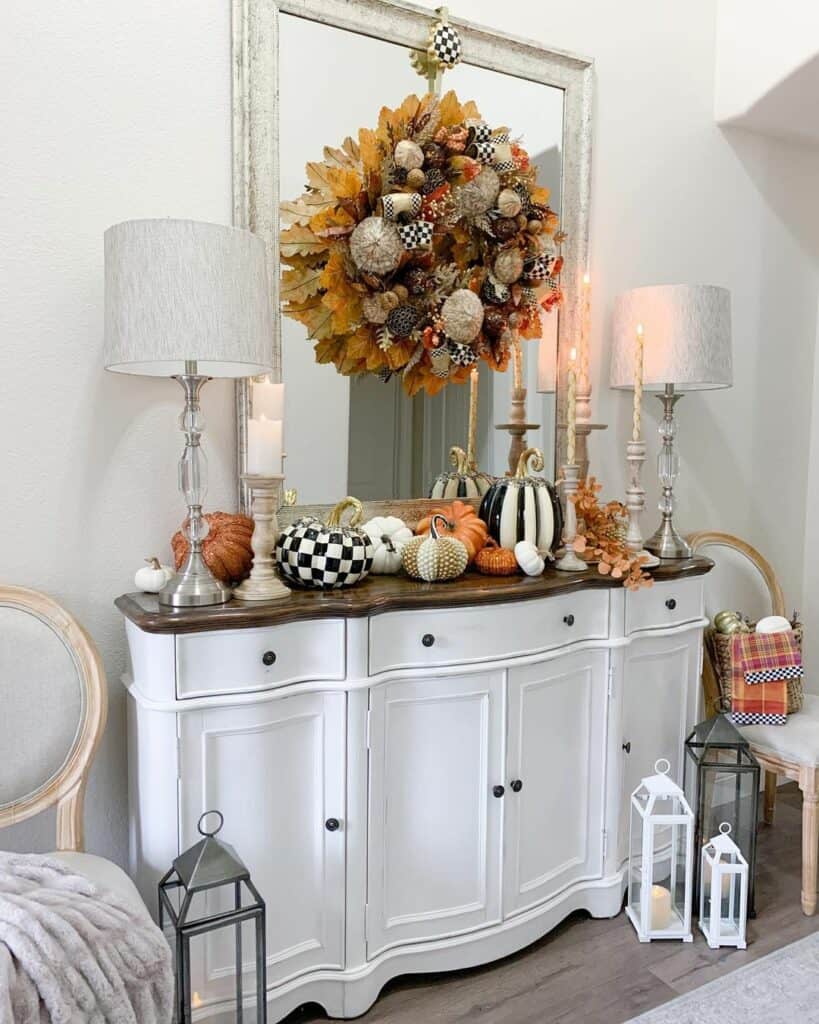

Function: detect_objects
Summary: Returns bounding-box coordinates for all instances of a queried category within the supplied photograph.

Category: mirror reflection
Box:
[278,13,564,504]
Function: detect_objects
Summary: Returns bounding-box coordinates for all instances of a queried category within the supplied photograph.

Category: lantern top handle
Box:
[719,822,732,835]
[655,758,671,775]
[198,810,224,837]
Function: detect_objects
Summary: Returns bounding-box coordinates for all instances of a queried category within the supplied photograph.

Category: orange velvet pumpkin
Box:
[474,538,519,576]
[415,499,489,563]
[172,511,254,583]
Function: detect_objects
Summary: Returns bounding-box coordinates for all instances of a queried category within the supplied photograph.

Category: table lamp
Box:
[104,219,273,606]
[611,285,732,559]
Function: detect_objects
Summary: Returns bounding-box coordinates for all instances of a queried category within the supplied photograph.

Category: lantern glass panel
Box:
[685,716,759,914]
[628,789,649,922]
[649,803,690,934]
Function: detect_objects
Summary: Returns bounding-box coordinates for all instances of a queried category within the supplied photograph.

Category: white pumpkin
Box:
[362,516,413,575]
[135,556,174,593]
[515,540,544,577]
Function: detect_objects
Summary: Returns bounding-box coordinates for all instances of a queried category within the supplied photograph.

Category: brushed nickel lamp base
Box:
[645,384,692,561]
[159,366,233,608]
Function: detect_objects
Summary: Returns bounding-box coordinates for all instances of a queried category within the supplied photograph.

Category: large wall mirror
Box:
[233,0,592,510]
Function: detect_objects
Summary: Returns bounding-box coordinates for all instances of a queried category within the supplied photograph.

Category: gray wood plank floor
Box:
[284,784,817,1024]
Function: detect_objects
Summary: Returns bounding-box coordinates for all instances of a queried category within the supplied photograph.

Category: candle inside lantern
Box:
[632,323,644,443]
[247,414,283,476]
[650,884,672,930]
[567,356,577,467]
[252,378,284,421]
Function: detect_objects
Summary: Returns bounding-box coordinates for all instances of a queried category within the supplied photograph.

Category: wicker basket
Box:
[706,623,804,715]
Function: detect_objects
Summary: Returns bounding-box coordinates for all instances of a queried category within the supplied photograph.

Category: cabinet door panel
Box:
[367,672,503,956]
[504,650,608,917]
[618,632,700,866]
[179,691,346,1002]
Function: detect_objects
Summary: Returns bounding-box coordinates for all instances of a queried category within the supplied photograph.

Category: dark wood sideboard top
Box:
[115,556,713,635]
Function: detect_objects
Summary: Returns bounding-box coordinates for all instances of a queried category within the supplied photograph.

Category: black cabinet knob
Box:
[622,741,632,754]
[511,779,523,793]
[492,785,505,798]
[422,634,435,647]
[665,598,677,611]
[563,614,575,626]
[325,818,340,832]
[262,650,276,666]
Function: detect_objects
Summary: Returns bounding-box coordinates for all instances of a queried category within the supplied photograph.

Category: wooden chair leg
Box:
[763,770,778,826]
[800,768,819,916]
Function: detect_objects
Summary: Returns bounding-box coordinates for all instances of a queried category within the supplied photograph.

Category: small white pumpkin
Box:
[362,516,414,575]
[515,540,544,577]
[135,556,174,593]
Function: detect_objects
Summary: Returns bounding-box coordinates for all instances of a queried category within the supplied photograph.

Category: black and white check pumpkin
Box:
[275,498,374,589]
[431,22,462,67]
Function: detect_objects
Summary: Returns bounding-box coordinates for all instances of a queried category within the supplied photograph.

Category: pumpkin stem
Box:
[145,557,162,570]
[448,445,468,474]
[328,495,364,528]
[515,446,545,479]
[430,513,450,541]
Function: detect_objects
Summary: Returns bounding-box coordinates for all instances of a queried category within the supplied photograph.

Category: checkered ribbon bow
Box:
[730,630,800,726]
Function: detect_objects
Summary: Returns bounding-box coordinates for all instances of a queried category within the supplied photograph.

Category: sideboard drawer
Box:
[175,619,345,699]
[369,591,609,674]
[625,578,704,635]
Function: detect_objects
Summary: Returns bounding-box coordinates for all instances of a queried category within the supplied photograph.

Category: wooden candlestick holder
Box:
[555,463,587,572]
[233,474,291,601]
[625,439,659,567]
[496,385,540,477]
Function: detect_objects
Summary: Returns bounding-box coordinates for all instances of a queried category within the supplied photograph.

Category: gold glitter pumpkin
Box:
[402,515,468,582]
[349,217,403,275]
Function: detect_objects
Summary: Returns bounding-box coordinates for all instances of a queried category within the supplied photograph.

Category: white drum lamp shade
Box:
[610,284,732,392]
[104,219,273,377]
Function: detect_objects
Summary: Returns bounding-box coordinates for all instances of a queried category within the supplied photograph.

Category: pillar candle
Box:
[252,378,284,421]
[650,884,672,930]
[632,323,644,443]
[247,414,283,476]
[567,367,576,466]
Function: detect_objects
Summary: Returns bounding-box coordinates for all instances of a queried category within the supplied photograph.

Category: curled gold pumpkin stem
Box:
[328,495,364,528]
[448,445,468,474]
[515,446,545,478]
[430,513,450,541]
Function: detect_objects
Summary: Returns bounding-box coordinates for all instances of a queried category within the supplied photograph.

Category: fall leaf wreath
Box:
[280,91,565,397]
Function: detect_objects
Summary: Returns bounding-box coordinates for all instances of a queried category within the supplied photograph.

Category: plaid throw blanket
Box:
[730,630,801,725]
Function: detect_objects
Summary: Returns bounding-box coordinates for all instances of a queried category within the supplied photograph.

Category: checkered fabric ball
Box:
[275,517,374,589]
[431,23,462,67]
[398,219,434,251]
[448,340,479,367]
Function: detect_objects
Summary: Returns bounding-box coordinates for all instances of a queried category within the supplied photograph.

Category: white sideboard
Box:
[117,561,710,1022]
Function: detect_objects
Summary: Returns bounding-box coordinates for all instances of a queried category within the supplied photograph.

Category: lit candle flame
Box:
[192,992,203,1009]
[583,271,590,287]
[636,322,644,338]
[569,346,577,364]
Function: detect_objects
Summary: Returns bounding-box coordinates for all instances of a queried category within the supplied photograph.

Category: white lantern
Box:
[699,822,748,949]
[626,758,694,942]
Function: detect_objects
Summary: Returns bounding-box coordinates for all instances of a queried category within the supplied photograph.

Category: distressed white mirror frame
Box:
[232,0,593,512]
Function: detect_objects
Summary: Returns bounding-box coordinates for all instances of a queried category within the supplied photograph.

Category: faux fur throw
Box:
[0,852,173,1024]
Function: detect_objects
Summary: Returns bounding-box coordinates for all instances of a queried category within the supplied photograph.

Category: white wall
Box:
[0,1,234,863]
[3,0,819,866]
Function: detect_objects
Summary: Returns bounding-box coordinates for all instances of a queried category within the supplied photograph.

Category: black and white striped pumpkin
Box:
[429,445,494,500]
[479,447,563,553]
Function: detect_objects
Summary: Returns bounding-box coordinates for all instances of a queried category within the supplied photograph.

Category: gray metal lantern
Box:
[684,715,759,916]
[159,811,267,1023]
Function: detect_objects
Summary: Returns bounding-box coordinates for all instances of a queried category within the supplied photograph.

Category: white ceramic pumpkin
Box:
[362,516,414,574]
[515,540,545,577]
[134,557,174,593]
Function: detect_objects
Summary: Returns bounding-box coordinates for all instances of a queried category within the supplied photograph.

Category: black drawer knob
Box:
[492,785,505,798]
[325,818,340,832]
[563,614,575,626]
[511,779,523,793]
[262,650,277,666]
[665,598,677,611]
[622,741,632,754]
[422,633,435,647]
